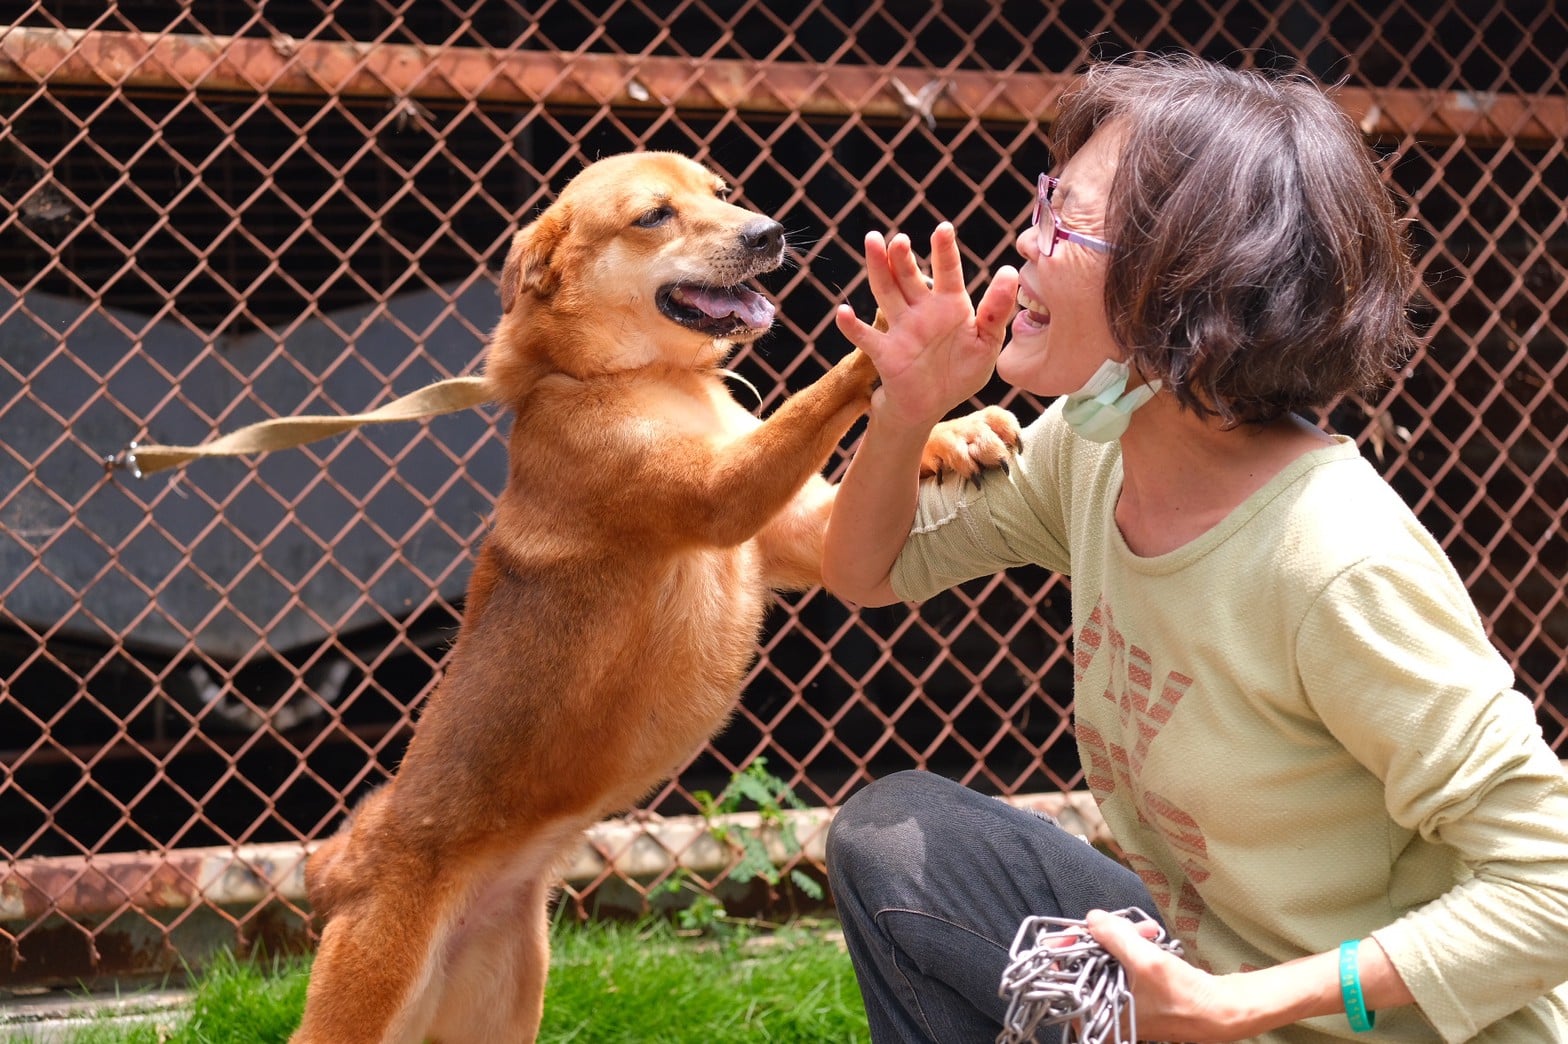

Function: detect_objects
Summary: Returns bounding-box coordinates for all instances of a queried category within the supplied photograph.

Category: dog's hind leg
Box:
[291,873,454,1044]
[425,874,552,1044]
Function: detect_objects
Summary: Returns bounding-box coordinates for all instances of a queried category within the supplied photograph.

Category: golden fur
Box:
[290,152,1017,1043]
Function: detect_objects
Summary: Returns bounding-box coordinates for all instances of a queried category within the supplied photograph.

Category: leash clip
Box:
[104,440,144,480]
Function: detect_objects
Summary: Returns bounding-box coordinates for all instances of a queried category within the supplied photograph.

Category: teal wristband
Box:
[1339,939,1376,1032]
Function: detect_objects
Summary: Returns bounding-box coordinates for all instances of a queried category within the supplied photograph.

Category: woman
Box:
[821,54,1568,1042]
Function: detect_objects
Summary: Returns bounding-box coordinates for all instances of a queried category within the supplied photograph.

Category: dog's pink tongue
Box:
[684,286,775,328]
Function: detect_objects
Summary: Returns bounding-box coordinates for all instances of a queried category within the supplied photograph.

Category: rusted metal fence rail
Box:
[4,27,1566,144]
[1,0,1564,988]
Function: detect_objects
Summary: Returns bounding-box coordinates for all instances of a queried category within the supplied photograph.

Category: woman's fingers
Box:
[1081,909,1238,1040]
[834,303,886,358]
[886,232,931,303]
[927,222,966,297]
[1084,909,1167,977]
[974,265,1020,351]
[841,223,999,410]
[860,231,909,321]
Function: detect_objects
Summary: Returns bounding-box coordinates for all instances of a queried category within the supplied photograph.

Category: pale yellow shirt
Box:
[891,401,1568,1042]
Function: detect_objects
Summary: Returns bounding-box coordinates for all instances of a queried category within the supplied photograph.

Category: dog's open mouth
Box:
[657,283,777,338]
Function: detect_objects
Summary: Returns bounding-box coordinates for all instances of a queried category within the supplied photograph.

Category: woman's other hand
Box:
[1084,908,1245,1042]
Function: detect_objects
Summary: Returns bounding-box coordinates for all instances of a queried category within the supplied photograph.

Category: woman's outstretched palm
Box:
[834,222,1019,431]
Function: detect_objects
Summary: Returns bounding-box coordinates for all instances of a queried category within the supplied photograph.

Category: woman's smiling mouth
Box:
[1015,287,1050,330]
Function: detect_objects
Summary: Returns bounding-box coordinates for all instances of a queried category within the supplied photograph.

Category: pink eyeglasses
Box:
[1032,174,1115,255]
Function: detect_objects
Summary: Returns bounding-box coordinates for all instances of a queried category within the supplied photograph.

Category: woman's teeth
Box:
[1018,288,1049,322]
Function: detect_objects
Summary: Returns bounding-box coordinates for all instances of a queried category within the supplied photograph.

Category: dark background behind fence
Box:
[1,0,1563,988]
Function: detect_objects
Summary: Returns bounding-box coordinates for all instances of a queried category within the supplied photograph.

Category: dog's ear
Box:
[499,209,568,312]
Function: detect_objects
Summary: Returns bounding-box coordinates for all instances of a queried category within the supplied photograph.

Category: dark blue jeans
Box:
[826,770,1158,1044]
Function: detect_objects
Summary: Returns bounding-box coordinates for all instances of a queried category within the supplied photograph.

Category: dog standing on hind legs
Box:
[290,151,1019,1044]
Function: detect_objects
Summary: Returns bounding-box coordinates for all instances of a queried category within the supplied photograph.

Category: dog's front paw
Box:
[836,346,882,398]
[919,406,1022,482]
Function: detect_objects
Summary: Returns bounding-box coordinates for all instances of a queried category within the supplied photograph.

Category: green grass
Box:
[16,919,870,1044]
[542,919,869,1043]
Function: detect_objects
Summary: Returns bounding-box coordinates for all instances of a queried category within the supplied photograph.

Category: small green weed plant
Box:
[660,757,825,934]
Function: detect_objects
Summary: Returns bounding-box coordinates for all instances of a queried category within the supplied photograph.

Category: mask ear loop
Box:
[1060,359,1163,443]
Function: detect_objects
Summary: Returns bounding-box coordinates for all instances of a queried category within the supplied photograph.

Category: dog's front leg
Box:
[626,349,879,550]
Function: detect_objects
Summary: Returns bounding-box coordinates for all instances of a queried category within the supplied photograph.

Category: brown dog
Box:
[290,151,1018,1043]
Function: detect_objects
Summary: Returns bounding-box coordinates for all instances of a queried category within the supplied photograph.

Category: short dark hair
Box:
[1052,53,1418,425]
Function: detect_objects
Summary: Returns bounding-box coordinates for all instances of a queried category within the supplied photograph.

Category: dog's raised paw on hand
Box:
[919,405,1022,482]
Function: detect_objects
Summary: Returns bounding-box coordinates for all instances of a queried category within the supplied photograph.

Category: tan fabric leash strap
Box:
[106,376,494,478]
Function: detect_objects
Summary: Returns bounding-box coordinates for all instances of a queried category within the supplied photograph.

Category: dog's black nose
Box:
[740,219,784,255]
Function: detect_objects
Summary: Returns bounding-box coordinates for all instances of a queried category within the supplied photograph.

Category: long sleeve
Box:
[1298,557,1568,1041]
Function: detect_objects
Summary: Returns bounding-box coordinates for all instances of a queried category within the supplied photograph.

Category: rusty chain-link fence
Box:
[1,0,1563,989]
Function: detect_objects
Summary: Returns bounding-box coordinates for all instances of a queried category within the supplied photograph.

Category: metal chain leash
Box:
[997,907,1184,1044]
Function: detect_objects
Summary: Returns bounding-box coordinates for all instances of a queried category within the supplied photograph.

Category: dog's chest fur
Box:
[411,375,779,812]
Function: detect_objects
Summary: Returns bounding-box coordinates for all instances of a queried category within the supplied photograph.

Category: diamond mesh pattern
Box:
[1,0,1563,985]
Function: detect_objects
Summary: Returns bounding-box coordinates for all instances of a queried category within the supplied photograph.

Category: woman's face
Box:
[997,122,1125,397]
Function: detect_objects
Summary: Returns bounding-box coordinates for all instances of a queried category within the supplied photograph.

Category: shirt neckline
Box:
[1108,435,1361,575]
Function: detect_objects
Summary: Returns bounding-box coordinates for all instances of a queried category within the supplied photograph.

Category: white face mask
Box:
[1062,359,1162,443]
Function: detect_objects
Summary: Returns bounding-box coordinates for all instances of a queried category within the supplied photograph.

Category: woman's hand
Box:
[1084,909,1248,1042]
[821,221,1019,607]
[1086,911,1416,1042]
[834,223,1019,433]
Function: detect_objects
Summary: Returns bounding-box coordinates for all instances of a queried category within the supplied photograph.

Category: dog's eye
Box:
[633,205,674,229]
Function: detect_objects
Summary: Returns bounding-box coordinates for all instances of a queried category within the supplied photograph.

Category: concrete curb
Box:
[0,989,191,1041]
